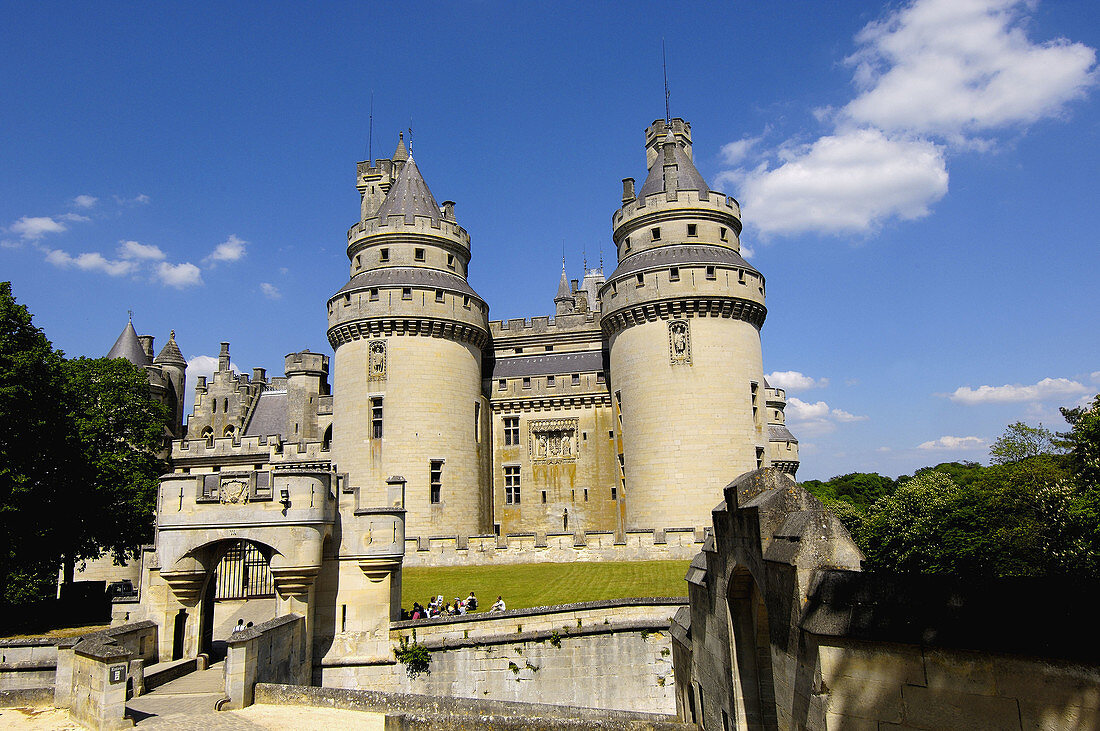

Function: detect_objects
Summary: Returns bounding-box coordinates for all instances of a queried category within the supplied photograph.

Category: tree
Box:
[0,282,69,603]
[1060,395,1100,488]
[990,421,1061,465]
[57,357,167,583]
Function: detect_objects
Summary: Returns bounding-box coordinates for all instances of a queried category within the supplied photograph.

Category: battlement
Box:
[172,435,330,462]
[284,350,329,376]
[645,118,693,169]
[765,386,786,404]
[402,526,707,568]
[347,212,470,249]
[489,312,600,337]
[614,188,741,229]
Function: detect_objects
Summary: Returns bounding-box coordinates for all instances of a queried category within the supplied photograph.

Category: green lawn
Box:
[401,560,689,612]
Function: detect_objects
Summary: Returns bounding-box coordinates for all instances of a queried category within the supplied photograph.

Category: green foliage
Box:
[549,630,562,648]
[0,283,168,604]
[802,472,895,511]
[394,630,431,679]
[990,421,1061,465]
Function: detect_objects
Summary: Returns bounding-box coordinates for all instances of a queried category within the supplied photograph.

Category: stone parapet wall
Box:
[0,639,58,691]
[321,600,684,715]
[224,614,307,710]
[402,528,704,567]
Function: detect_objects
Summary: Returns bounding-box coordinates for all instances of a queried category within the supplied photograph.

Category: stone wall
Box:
[403,528,704,567]
[320,599,684,715]
[0,639,57,691]
[224,613,307,709]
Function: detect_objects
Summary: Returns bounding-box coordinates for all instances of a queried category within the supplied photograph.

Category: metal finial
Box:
[368,90,374,163]
[663,40,671,127]
[408,122,413,156]
[127,309,133,322]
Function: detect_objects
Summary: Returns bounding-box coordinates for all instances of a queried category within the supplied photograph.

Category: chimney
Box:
[138,335,155,359]
[441,201,455,220]
[622,178,636,204]
[219,342,230,372]
[252,367,267,384]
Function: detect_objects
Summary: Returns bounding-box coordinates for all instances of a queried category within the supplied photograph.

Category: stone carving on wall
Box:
[368,340,387,380]
[669,320,691,365]
[219,477,249,504]
[529,418,579,462]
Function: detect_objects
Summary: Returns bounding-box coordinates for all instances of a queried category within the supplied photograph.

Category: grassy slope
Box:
[401,560,689,612]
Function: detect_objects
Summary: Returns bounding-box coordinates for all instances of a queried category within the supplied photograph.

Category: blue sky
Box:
[2,0,1097,481]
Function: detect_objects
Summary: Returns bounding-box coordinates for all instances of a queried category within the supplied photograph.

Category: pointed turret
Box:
[107,317,152,366]
[154,330,186,368]
[154,330,187,439]
[376,157,442,225]
[393,131,409,163]
[637,129,710,199]
[554,263,575,316]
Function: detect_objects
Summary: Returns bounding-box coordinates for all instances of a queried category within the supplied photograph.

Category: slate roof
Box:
[243,390,287,439]
[637,136,710,199]
[608,244,757,282]
[154,330,186,367]
[555,266,571,300]
[333,267,480,298]
[491,350,606,379]
[768,424,798,443]
[107,320,152,366]
[376,156,441,225]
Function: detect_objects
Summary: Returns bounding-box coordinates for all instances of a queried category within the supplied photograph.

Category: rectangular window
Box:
[706,266,716,280]
[583,488,588,502]
[609,430,615,439]
[414,247,425,261]
[651,227,660,241]
[720,227,728,240]
[463,296,471,309]
[380,248,389,262]
[402,287,412,300]
[687,223,697,237]
[504,465,520,504]
[738,269,745,284]
[571,373,580,386]
[669,267,679,282]
[430,460,443,504]
[447,254,455,269]
[369,288,379,301]
[522,377,531,389]
[370,397,383,439]
[541,490,547,504]
[611,486,618,500]
[545,345,553,352]
[504,416,520,446]
[636,273,644,287]
[547,375,556,387]
[498,378,507,391]
[435,289,445,302]
[751,381,759,422]
[596,372,605,384]
[755,447,765,470]
[515,347,523,354]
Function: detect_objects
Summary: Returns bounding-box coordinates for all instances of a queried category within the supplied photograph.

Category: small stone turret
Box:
[554,265,574,316]
[154,330,187,439]
[765,383,799,475]
[285,350,330,443]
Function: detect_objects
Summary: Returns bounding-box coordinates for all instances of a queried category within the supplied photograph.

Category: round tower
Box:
[600,118,769,530]
[328,136,490,536]
[154,331,188,439]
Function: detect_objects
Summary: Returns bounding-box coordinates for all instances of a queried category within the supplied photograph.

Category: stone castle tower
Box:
[107,318,187,439]
[601,119,770,529]
[328,136,492,536]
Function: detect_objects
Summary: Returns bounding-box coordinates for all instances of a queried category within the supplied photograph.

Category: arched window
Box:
[322,424,332,451]
[224,425,235,438]
[201,426,214,447]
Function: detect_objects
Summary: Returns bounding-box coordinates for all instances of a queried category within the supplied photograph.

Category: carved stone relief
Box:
[529,418,579,462]
[368,340,387,380]
[219,477,249,504]
[669,320,692,365]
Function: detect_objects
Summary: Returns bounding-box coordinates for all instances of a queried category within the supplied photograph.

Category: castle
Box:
[109,117,799,678]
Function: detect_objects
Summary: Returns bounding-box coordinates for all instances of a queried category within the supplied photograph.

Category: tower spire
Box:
[663,39,671,126]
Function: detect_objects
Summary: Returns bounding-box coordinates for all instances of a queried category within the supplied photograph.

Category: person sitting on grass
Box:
[490,595,506,613]
[466,591,478,612]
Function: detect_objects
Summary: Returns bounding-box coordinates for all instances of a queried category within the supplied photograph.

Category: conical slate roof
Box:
[637,134,710,199]
[107,319,152,366]
[393,132,409,163]
[376,156,441,224]
[555,265,571,301]
[154,330,186,367]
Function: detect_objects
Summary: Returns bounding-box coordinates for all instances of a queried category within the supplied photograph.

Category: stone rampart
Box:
[321,599,684,715]
[223,614,307,710]
[255,683,690,730]
[0,638,58,691]
[403,528,704,567]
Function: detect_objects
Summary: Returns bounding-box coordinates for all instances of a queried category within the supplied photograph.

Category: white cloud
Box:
[156,262,203,289]
[766,370,830,391]
[841,0,1098,140]
[10,216,67,240]
[738,129,948,236]
[59,213,90,223]
[185,355,239,387]
[721,135,764,166]
[947,377,1090,405]
[72,195,98,209]
[44,249,137,277]
[204,234,247,265]
[260,282,281,299]
[0,240,20,249]
[739,244,755,259]
[118,240,166,261]
[114,193,150,205]
[787,397,868,435]
[918,435,988,450]
[1090,371,1100,384]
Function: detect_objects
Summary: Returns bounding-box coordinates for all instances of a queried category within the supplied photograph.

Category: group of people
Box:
[404,592,508,620]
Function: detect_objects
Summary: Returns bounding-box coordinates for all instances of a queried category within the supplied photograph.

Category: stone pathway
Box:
[126,661,228,727]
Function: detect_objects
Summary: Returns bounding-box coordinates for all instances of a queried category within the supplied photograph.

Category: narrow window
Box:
[687,223,697,237]
[541,490,547,504]
[430,460,443,504]
[504,416,520,446]
[447,254,455,269]
[463,296,471,309]
[401,287,412,300]
[515,347,523,354]
[720,227,727,240]
[354,254,361,269]
[706,266,716,280]
[504,466,520,504]
[370,397,383,439]
[611,486,617,500]
[380,248,389,262]
[435,289,445,302]
[669,267,679,282]
[223,398,228,412]
[547,375,556,387]
[498,378,507,391]
[624,237,631,252]
[571,373,580,386]
[608,430,614,439]
[596,372,605,384]
[369,288,378,301]
[414,247,425,261]
[636,273,644,287]
[651,227,660,241]
[738,269,745,284]
[751,381,759,422]
[756,447,765,470]
[474,402,481,441]
[522,377,531,389]
[344,293,350,305]
[583,488,588,501]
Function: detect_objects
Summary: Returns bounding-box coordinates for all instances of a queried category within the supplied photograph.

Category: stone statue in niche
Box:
[368,340,386,380]
[529,418,579,462]
[669,320,692,365]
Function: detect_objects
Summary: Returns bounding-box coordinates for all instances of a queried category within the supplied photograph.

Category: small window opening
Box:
[706,266,716,280]
[380,248,389,262]
[369,288,378,300]
[435,289,445,302]
[522,377,531,389]
[430,460,443,504]
[651,227,661,241]
[414,248,425,261]
[687,224,697,237]
[498,379,507,391]
[669,267,679,282]
[447,254,455,269]
[571,373,580,386]
[401,287,412,300]
[720,227,728,241]
[636,273,644,286]
[547,375,556,387]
